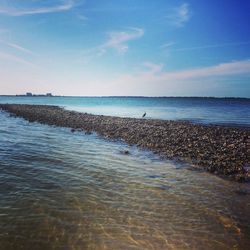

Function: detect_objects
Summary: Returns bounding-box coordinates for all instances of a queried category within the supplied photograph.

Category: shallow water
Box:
[0,111,250,250]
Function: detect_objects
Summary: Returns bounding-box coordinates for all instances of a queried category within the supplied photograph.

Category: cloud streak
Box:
[82,27,144,60]
[171,41,250,52]
[104,28,144,54]
[0,0,74,16]
[164,60,250,79]
[166,3,191,27]
[117,60,250,84]
[0,51,37,68]
[160,42,175,49]
[0,40,35,55]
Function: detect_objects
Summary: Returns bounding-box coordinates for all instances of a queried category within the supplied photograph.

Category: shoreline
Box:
[0,103,249,182]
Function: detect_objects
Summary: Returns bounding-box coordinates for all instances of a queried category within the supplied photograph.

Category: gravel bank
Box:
[1,104,249,182]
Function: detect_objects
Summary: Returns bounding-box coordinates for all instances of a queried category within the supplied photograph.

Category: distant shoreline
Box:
[0,95,249,100]
[0,103,249,182]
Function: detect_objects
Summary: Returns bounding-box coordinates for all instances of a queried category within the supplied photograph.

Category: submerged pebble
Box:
[120,150,130,155]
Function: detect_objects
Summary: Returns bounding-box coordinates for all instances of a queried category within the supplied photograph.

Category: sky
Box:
[0,0,249,97]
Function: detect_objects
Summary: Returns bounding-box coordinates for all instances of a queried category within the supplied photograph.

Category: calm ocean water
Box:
[0,97,250,249]
[0,96,249,127]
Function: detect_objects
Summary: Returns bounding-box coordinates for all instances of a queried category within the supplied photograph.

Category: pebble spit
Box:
[1,104,249,182]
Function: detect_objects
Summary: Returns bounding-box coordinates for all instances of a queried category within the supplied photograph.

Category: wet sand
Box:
[0,103,249,182]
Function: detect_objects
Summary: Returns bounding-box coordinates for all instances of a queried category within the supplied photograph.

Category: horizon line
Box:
[0,94,249,99]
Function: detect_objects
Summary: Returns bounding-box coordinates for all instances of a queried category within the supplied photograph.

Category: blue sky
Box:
[0,0,249,97]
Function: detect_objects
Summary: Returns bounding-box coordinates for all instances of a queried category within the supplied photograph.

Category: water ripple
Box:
[0,112,250,249]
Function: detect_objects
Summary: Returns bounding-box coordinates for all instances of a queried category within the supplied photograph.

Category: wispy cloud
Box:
[160,42,175,49]
[0,0,74,16]
[166,3,191,27]
[164,60,250,79]
[104,28,144,54]
[82,27,144,60]
[171,41,250,52]
[0,51,37,68]
[85,5,144,12]
[0,40,35,55]
[143,62,164,74]
[76,13,88,21]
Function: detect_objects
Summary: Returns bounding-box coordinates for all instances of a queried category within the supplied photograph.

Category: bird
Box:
[142,112,146,118]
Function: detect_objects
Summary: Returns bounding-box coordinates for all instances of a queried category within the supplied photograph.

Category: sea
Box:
[0,96,250,249]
